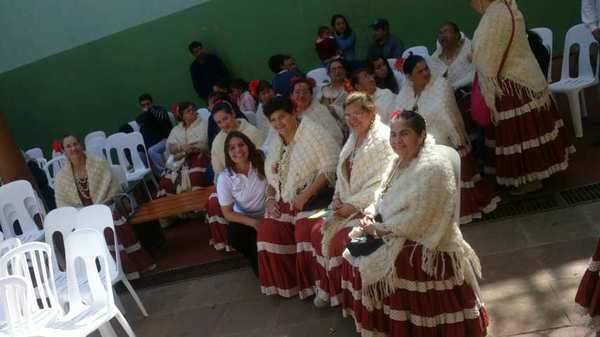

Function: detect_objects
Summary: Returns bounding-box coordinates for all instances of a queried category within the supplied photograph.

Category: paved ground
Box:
[105,201,600,337]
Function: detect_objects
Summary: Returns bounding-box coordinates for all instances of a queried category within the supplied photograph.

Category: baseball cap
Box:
[369,18,389,30]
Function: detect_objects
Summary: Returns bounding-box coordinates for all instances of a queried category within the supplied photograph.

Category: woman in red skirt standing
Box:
[258,96,340,298]
[471,0,574,194]
[340,111,488,336]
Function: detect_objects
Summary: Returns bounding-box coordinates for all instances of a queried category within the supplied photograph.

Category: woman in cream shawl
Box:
[55,135,156,279]
[310,92,394,308]
[157,101,211,197]
[340,111,488,336]
[471,0,573,194]
[207,100,264,251]
[257,96,340,299]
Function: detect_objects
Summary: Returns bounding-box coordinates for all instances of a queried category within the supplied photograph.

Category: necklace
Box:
[74,171,91,200]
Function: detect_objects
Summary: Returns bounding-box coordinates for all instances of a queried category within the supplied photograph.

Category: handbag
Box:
[470,0,516,127]
[303,186,335,211]
[347,234,384,257]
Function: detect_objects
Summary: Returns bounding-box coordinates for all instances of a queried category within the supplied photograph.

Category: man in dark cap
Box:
[366,18,404,60]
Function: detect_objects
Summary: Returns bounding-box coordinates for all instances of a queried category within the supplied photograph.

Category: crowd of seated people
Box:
[46,3,580,335]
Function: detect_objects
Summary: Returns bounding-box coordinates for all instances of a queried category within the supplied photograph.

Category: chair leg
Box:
[98,322,118,337]
[580,90,589,118]
[114,292,126,314]
[115,311,138,337]
[142,179,153,200]
[121,276,149,317]
[567,92,584,138]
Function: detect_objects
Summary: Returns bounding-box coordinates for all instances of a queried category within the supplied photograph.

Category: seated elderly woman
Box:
[216,131,268,275]
[310,92,395,308]
[340,111,489,337]
[207,100,264,251]
[55,135,156,278]
[395,55,499,224]
[368,56,401,94]
[290,77,345,145]
[315,59,351,114]
[157,101,211,197]
[257,96,340,299]
[351,68,396,124]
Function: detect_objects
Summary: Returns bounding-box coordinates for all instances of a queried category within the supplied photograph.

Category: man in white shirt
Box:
[582,0,600,40]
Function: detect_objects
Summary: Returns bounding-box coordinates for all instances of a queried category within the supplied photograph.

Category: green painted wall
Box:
[0,0,580,152]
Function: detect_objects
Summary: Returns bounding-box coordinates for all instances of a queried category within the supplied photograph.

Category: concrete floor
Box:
[105,201,600,337]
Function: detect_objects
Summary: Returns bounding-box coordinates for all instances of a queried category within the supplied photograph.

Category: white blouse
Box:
[216,166,267,218]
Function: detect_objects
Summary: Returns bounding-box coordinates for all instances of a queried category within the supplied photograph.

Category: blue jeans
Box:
[148,139,167,175]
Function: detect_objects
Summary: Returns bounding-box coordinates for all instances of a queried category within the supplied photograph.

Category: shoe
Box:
[313,295,329,308]
[509,180,543,196]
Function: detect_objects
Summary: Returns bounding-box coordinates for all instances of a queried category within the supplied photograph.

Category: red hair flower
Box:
[248,80,261,98]
[394,58,405,72]
[390,108,404,122]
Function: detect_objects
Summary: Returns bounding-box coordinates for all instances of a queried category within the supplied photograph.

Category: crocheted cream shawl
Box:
[55,155,120,207]
[472,0,549,121]
[211,119,265,177]
[430,38,475,90]
[166,118,209,154]
[395,76,469,150]
[373,88,397,125]
[321,116,396,256]
[302,101,345,145]
[346,137,482,302]
[265,117,340,203]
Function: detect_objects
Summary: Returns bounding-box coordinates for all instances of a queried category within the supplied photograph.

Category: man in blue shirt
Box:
[366,19,405,60]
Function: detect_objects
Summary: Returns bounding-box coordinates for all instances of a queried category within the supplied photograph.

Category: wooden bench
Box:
[129,188,213,225]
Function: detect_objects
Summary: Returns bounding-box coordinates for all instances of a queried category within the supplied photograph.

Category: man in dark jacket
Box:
[366,18,404,60]
[136,94,172,175]
[189,41,230,101]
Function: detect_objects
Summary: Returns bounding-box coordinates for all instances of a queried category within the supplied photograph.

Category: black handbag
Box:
[346,234,384,257]
[303,187,335,211]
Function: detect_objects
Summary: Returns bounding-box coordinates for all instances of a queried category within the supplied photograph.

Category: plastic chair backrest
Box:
[402,46,430,60]
[530,27,553,81]
[43,156,67,189]
[110,165,128,191]
[43,207,77,272]
[34,157,48,170]
[243,111,257,126]
[561,24,599,80]
[128,121,140,132]
[0,242,61,314]
[0,275,35,337]
[65,229,114,311]
[307,68,331,87]
[0,180,44,238]
[86,137,108,159]
[84,131,106,148]
[125,131,151,172]
[197,108,211,121]
[105,132,150,174]
[75,205,120,276]
[25,148,44,160]
[0,238,21,258]
[433,145,461,225]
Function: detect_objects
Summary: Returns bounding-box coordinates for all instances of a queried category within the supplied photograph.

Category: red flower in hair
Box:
[390,108,404,122]
[394,58,405,72]
[52,140,63,153]
[343,79,354,93]
[248,80,260,98]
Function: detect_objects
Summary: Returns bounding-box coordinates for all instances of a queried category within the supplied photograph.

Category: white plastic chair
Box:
[128,121,140,132]
[43,207,77,280]
[434,145,461,225]
[0,275,58,337]
[402,46,430,60]
[49,229,137,337]
[43,156,67,189]
[243,111,258,127]
[76,205,148,317]
[549,23,599,138]
[0,242,62,328]
[33,157,48,170]
[84,131,106,146]
[85,137,108,160]
[0,238,21,258]
[197,108,211,122]
[307,68,331,87]
[110,164,137,216]
[0,180,45,243]
[386,58,407,89]
[105,132,157,199]
[530,27,553,82]
[25,148,44,160]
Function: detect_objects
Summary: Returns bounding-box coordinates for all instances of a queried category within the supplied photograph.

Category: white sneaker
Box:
[313,295,329,308]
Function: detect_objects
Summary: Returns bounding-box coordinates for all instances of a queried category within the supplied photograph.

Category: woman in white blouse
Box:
[216,131,267,275]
